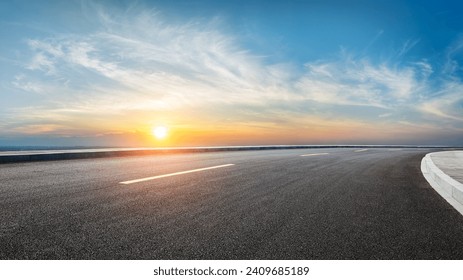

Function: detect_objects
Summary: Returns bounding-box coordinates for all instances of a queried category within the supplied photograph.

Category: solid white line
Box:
[119,164,235,185]
[355,149,368,152]
[300,153,329,157]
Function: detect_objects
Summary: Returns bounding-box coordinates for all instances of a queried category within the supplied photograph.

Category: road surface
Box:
[2,148,463,259]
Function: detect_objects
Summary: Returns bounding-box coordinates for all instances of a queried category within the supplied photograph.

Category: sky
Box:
[1,0,463,147]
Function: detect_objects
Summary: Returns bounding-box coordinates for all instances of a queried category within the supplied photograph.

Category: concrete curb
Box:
[421,152,463,216]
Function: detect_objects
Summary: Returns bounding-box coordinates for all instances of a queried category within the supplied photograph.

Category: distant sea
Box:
[0,146,114,151]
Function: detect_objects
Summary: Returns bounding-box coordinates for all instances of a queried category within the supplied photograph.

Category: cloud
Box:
[397,38,420,57]
[418,81,463,122]
[26,39,64,74]
[17,7,297,112]
[5,4,463,144]
[11,74,44,93]
[296,58,424,107]
[378,113,392,118]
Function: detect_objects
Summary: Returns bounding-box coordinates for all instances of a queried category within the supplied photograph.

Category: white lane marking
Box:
[119,164,235,185]
[300,153,329,157]
[355,149,368,152]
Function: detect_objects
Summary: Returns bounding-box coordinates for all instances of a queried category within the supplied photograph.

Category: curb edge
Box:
[421,152,463,216]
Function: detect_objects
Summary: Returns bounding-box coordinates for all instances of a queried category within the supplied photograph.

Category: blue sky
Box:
[1,0,463,146]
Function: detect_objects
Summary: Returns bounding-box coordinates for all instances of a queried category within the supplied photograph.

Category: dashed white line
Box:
[355,149,368,152]
[300,153,329,157]
[119,164,235,185]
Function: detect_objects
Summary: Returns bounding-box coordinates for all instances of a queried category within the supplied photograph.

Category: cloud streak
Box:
[3,4,463,145]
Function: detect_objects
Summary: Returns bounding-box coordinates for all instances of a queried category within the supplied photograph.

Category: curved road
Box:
[2,148,463,259]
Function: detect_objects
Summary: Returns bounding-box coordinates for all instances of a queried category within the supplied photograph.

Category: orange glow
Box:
[19,110,444,147]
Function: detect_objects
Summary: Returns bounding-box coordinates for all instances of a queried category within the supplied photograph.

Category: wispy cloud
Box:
[296,58,424,108]
[397,38,420,57]
[418,81,463,122]
[13,8,296,114]
[12,74,44,93]
[361,29,384,53]
[443,36,463,75]
[4,4,463,144]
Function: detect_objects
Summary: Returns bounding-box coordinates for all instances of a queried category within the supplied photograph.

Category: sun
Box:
[152,125,168,139]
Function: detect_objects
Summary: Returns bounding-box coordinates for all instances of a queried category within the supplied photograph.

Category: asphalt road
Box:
[2,148,463,259]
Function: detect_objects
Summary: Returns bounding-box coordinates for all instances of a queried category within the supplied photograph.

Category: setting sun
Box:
[152,126,168,139]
